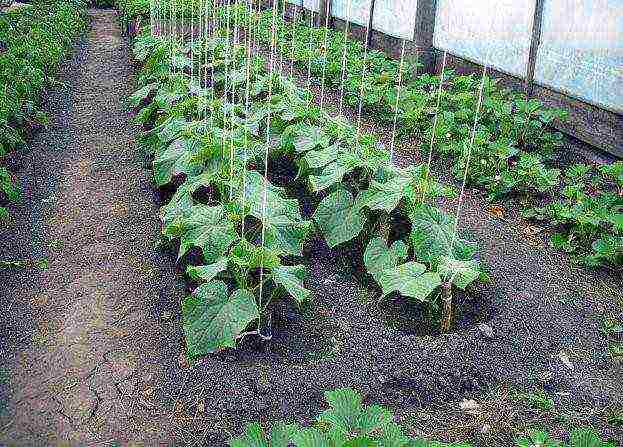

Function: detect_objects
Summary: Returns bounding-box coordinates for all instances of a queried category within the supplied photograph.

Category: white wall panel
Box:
[535,0,623,112]
[434,0,536,77]
[331,0,372,27]
[372,0,417,39]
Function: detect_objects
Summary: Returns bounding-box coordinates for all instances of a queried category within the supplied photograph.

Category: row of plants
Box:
[128,12,488,357]
[229,387,618,447]
[215,2,623,270]
[116,0,150,29]
[0,0,88,221]
[117,0,210,38]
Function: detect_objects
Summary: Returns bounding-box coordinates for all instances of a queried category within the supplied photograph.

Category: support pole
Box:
[365,0,377,49]
[317,0,332,28]
[525,0,546,96]
[413,0,437,74]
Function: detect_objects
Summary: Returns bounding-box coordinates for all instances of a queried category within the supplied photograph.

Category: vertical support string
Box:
[421,50,447,202]
[258,0,280,335]
[240,0,256,245]
[336,0,352,116]
[288,2,301,80]
[389,39,407,164]
[318,0,331,108]
[228,0,242,201]
[449,65,487,255]
[305,0,317,88]
[354,4,374,137]
[278,0,288,75]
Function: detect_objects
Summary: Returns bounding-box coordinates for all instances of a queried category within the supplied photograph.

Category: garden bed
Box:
[122,11,623,445]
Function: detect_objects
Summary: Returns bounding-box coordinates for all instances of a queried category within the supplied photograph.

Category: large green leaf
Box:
[409,204,475,266]
[293,125,330,153]
[241,171,311,256]
[318,388,402,444]
[409,204,456,264]
[153,137,204,186]
[186,258,228,283]
[303,145,339,169]
[270,423,300,447]
[364,237,408,278]
[569,428,613,447]
[129,82,157,108]
[230,422,299,447]
[357,175,412,213]
[156,117,190,145]
[375,262,441,302]
[314,189,366,248]
[230,423,268,447]
[318,388,362,429]
[377,422,409,447]
[291,428,331,447]
[230,239,282,270]
[164,204,238,261]
[159,171,216,228]
[309,161,349,192]
[437,256,480,290]
[272,265,311,304]
[182,281,259,357]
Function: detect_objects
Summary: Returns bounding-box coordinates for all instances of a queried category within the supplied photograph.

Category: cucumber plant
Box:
[131,17,487,360]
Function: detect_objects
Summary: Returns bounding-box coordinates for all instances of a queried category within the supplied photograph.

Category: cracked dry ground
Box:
[0,11,187,446]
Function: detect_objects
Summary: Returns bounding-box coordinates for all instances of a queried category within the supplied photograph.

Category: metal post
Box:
[413,0,437,74]
[366,0,377,48]
[317,0,332,28]
[525,0,546,96]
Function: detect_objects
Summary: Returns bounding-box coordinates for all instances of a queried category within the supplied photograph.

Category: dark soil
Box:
[0,10,621,447]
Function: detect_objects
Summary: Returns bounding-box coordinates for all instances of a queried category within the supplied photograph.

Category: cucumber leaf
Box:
[230,423,268,447]
[303,145,339,169]
[129,82,157,108]
[160,171,216,227]
[164,204,238,262]
[182,281,259,357]
[291,428,331,447]
[186,258,228,283]
[272,265,311,304]
[374,261,440,302]
[409,204,475,266]
[293,124,330,153]
[437,256,480,290]
[153,137,203,186]
[364,237,408,278]
[357,175,412,213]
[242,171,311,256]
[314,189,366,248]
[230,239,282,269]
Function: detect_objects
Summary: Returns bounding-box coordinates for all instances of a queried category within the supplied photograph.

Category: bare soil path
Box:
[0,10,186,446]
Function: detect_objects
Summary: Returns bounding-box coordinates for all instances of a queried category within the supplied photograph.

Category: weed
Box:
[517,390,554,411]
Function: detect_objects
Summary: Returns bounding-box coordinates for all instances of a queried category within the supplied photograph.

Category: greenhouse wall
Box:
[278,0,623,157]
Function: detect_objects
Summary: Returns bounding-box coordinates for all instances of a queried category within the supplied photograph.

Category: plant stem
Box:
[440,281,453,332]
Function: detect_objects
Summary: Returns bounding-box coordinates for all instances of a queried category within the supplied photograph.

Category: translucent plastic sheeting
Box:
[287,0,304,5]
[535,0,623,113]
[372,0,417,39]
[434,0,536,77]
[303,0,319,12]
[331,0,372,27]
